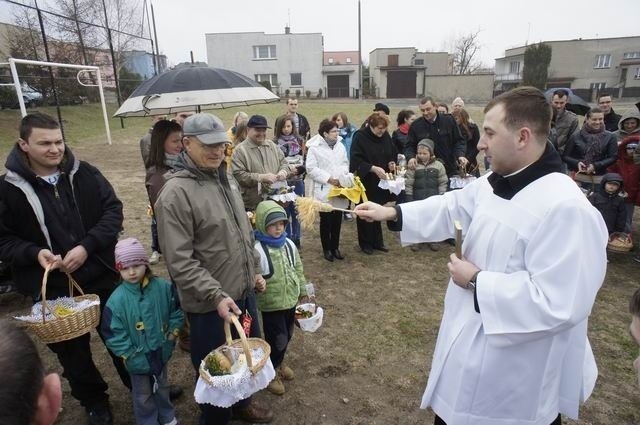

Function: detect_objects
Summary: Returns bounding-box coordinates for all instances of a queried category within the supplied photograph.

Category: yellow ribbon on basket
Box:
[327,176,368,204]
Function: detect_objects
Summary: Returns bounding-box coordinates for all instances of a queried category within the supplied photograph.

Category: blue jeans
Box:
[285,180,304,243]
[130,367,176,425]
[625,203,635,234]
[189,295,261,425]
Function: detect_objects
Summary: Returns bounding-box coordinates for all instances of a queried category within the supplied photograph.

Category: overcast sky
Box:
[0,0,637,68]
[151,0,639,68]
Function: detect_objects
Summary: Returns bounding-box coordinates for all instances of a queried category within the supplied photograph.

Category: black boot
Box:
[323,250,334,262]
[332,249,344,260]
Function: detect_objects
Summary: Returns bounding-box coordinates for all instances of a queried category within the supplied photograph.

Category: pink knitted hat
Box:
[114,238,149,270]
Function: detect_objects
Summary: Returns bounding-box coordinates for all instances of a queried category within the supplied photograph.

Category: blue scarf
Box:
[254,230,287,248]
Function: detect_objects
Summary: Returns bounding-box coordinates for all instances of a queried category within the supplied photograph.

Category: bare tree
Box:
[92,0,143,73]
[452,30,482,75]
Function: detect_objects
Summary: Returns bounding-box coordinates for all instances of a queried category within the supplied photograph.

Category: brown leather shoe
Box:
[266,376,285,395]
[232,402,274,423]
[279,365,295,381]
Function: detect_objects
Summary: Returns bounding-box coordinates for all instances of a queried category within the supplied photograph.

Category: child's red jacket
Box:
[609,135,640,205]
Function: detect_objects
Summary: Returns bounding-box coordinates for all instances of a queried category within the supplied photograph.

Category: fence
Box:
[0,0,163,135]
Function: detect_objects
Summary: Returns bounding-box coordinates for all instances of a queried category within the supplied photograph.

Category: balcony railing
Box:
[494,72,523,81]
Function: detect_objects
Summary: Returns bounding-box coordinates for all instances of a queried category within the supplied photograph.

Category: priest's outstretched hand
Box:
[354,202,396,222]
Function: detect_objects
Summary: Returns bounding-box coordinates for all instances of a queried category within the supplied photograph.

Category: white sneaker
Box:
[149,251,161,265]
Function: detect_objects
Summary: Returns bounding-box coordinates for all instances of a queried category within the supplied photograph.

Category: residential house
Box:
[322,51,359,98]
[205,28,324,97]
[369,47,450,98]
[494,36,640,100]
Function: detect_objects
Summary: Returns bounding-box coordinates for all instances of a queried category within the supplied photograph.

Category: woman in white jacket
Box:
[306,119,352,262]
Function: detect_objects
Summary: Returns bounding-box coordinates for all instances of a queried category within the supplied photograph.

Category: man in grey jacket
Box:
[155,113,272,424]
[551,89,578,173]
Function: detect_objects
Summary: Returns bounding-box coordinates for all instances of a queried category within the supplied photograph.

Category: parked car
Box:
[0,84,43,109]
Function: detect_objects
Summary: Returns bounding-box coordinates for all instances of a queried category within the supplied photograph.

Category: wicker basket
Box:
[22,265,100,344]
[607,233,633,253]
[199,315,271,383]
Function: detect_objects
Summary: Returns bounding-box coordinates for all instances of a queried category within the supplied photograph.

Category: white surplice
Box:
[399,172,608,425]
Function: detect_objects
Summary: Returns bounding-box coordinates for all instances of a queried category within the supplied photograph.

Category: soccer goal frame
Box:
[1,57,112,145]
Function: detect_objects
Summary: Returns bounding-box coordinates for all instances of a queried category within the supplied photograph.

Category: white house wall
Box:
[205,32,323,95]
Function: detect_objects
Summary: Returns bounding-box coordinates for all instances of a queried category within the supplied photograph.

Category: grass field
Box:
[1,100,639,424]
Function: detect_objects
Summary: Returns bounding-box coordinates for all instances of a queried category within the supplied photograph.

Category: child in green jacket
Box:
[101,238,184,425]
[254,200,308,396]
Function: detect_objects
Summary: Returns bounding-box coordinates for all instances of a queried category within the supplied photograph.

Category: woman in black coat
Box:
[452,108,480,177]
[350,113,398,254]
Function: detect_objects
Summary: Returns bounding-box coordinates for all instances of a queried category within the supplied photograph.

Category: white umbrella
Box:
[114,63,279,117]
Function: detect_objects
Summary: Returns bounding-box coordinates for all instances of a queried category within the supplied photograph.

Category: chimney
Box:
[285,26,290,34]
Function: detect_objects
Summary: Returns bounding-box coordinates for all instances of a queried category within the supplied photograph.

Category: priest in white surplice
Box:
[355,87,608,425]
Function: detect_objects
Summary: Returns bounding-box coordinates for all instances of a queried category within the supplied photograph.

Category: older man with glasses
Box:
[155,113,273,424]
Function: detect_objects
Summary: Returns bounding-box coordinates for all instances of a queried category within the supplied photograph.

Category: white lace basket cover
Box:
[449,174,477,189]
[195,348,275,407]
[195,315,275,407]
[378,176,406,195]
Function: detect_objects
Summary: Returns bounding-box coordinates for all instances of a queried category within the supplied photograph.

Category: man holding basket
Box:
[155,113,273,424]
[0,112,128,425]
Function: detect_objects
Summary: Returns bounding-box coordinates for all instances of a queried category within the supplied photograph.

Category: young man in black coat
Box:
[598,93,622,133]
[0,112,126,425]
[406,97,468,182]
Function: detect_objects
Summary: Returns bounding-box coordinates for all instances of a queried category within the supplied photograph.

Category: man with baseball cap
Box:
[155,113,273,424]
[232,114,290,211]
[373,102,390,116]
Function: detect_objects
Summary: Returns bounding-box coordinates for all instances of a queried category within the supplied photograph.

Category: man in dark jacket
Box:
[275,96,310,140]
[0,112,126,425]
[598,93,622,132]
[406,97,468,181]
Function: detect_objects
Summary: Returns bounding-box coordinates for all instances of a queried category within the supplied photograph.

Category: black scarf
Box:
[487,142,562,200]
[580,122,608,166]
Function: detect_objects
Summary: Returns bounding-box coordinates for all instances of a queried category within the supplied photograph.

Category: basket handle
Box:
[40,264,86,324]
[223,314,254,370]
[40,264,53,324]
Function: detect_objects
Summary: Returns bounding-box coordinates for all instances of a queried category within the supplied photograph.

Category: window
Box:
[509,61,520,74]
[590,82,606,91]
[290,73,302,86]
[594,54,611,69]
[414,59,424,65]
[253,45,276,59]
[624,52,640,60]
[254,74,278,86]
[388,54,399,66]
[635,67,640,79]
[346,57,352,64]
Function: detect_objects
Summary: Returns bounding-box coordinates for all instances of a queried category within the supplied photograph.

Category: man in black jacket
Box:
[598,93,622,132]
[0,112,126,425]
[406,97,468,181]
[275,96,310,140]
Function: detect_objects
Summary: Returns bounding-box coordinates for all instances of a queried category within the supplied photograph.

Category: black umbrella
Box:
[114,62,279,117]
[544,88,591,116]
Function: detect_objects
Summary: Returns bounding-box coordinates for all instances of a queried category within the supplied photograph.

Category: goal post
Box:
[2,57,112,145]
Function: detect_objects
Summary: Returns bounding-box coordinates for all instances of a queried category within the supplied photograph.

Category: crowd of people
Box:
[0,88,639,425]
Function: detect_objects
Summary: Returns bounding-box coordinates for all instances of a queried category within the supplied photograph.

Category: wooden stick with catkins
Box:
[295,197,355,231]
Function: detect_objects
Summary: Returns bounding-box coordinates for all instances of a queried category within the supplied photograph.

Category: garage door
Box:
[387,70,416,98]
[327,75,350,98]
